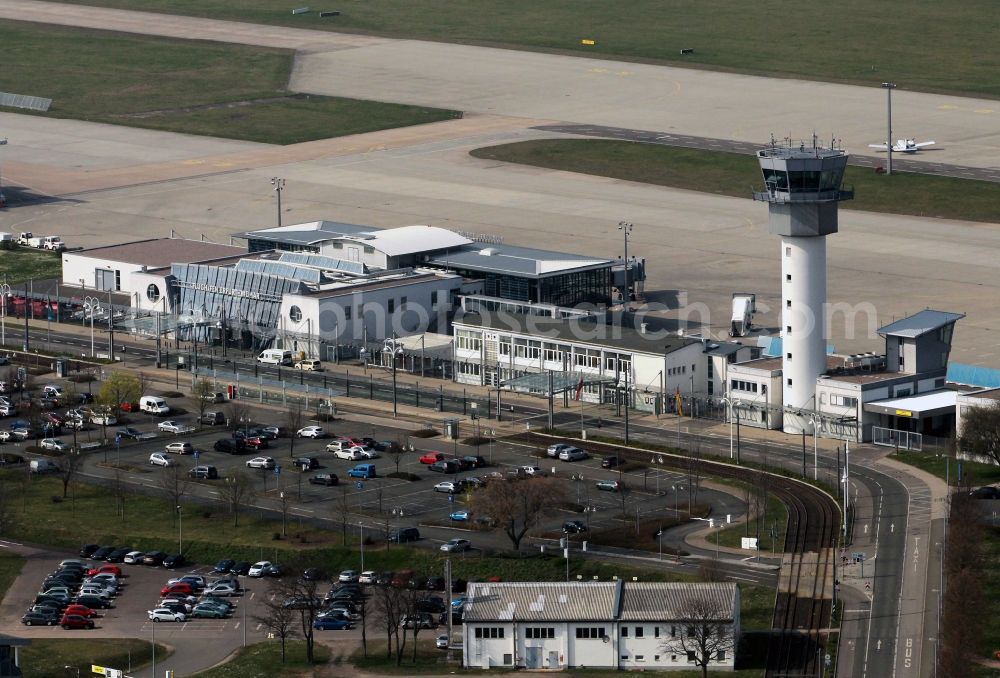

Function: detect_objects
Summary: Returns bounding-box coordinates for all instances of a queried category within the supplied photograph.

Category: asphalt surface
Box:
[536,123,1000,183]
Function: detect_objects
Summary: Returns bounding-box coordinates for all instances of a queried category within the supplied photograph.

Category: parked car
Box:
[434,481,460,494]
[230,561,252,576]
[21,610,59,626]
[204,582,241,597]
[388,527,420,543]
[309,473,338,486]
[547,443,573,458]
[142,551,167,566]
[400,613,437,629]
[296,456,320,471]
[429,460,459,474]
[248,561,279,577]
[106,547,131,563]
[970,486,1000,499]
[214,438,246,454]
[462,455,488,468]
[123,550,145,564]
[559,447,588,462]
[148,453,175,467]
[246,456,276,470]
[116,427,142,440]
[563,520,588,533]
[449,510,470,521]
[294,359,323,371]
[190,604,227,619]
[297,426,326,438]
[189,465,219,480]
[165,441,194,455]
[359,570,377,584]
[436,634,449,649]
[148,607,186,622]
[60,614,95,629]
[163,554,186,569]
[601,455,624,469]
[440,538,471,553]
[420,451,445,465]
[39,438,69,451]
[158,421,187,434]
[313,617,353,630]
[596,479,621,492]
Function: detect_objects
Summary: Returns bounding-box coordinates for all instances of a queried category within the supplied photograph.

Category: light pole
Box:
[618,221,633,305]
[84,296,99,357]
[390,339,404,417]
[0,282,9,347]
[881,82,897,175]
[359,521,365,572]
[809,414,821,481]
[719,397,734,460]
[176,505,182,554]
[270,177,285,227]
[562,530,570,581]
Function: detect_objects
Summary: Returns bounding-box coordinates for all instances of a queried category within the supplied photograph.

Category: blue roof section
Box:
[235,259,323,284]
[757,336,835,357]
[948,363,1000,388]
[878,309,965,338]
[278,252,366,274]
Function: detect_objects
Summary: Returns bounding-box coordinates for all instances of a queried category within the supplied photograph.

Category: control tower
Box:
[753,138,852,434]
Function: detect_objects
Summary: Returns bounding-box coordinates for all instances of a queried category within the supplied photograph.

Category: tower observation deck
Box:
[753,138,852,434]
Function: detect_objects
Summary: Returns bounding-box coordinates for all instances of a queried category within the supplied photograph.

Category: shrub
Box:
[386,471,421,482]
[411,429,438,438]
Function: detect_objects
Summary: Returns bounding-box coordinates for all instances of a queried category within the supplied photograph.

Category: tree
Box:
[157,464,190,521]
[371,584,407,664]
[386,441,405,475]
[666,593,738,678]
[404,589,429,662]
[258,573,322,664]
[252,589,300,663]
[333,485,351,542]
[473,477,565,551]
[219,469,254,527]
[286,404,304,459]
[192,378,216,427]
[228,400,251,432]
[56,450,84,499]
[958,401,1000,464]
[111,468,129,521]
[96,371,141,413]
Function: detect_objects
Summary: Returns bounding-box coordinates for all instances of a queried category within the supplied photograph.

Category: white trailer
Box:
[730,293,756,337]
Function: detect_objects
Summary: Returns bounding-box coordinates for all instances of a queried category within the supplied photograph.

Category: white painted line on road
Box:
[255,623,263,631]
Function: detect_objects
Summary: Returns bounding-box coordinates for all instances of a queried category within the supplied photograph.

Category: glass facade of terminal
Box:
[449,267,611,307]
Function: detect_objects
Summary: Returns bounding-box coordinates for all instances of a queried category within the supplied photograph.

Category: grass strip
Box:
[192,640,329,677]
[471,139,1000,224]
[20,639,169,678]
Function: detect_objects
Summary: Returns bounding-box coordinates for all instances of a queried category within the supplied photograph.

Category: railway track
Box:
[514,430,840,677]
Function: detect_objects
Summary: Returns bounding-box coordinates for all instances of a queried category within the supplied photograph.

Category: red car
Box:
[87,564,122,577]
[63,604,98,618]
[160,582,193,597]
[243,436,268,449]
[420,452,445,465]
[60,614,95,630]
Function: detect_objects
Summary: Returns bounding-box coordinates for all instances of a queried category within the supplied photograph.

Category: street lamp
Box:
[84,296,100,357]
[270,177,285,227]
[719,397,734,461]
[176,505,183,554]
[881,82,897,175]
[809,414,822,481]
[618,221,633,305]
[0,282,9,347]
[390,338,404,417]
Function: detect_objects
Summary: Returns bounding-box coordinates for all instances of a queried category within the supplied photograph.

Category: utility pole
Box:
[271,177,286,227]
[881,82,896,175]
[618,221,633,305]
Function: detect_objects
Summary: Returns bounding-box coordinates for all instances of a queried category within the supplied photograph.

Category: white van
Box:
[257,349,293,366]
[30,459,56,473]
[139,395,170,415]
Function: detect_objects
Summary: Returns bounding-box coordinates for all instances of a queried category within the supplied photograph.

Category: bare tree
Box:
[219,469,254,527]
[286,404,304,459]
[404,589,431,662]
[228,400,252,433]
[386,441,405,475]
[252,588,300,663]
[260,574,322,664]
[192,378,216,427]
[333,485,351,542]
[157,464,190,521]
[371,584,407,664]
[56,450,84,499]
[110,468,129,521]
[473,477,565,551]
[665,593,738,678]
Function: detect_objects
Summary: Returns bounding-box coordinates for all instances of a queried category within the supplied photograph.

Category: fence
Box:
[872,426,922,451]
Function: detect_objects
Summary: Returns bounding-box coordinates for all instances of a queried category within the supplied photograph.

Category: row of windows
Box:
[525,627,555,639]
[732,380,760,393]
[667,365,692,376]
[575,627,606,639]
[830,394,858,408]
[622,651,726,662]
[473,627,504,638]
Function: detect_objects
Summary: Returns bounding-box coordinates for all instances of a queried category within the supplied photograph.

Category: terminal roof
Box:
[878,309,965,338]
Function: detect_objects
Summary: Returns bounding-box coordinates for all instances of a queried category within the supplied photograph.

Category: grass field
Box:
[716,492,789,553]
[0,21,459,144]
[192,640,329,677]
[0,247,64,285]
[470,139,1000,224]
[891,450,1000,487]
[0,549,25,600]
[58,0,1000,99]
[19,639,168,678]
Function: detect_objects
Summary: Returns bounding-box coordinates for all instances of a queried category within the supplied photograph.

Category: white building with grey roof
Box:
[462,580,740,671]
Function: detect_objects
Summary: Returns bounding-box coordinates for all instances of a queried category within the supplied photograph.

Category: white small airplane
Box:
[868,138,936,153]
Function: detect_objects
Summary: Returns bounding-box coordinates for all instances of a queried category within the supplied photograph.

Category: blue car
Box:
[449,510,470,521]
[313,617,353,630]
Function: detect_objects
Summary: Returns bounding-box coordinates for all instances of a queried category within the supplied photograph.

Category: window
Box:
[786,326,792,333]
[474,627,504,639]
[785,246,791,257]
[687,626,696,638]
[575,627,606,639]
[146,284,161,303]
[786,299,792,308]
[400,296,407,308]
[621,627,628,637]
[635,626,644,638]
[344,305,352,320]
[671,654,677,661]
[670,626,677,637]
[333,242,343,249]
[786,274,792,282]
[114,269,121,291]
[635,655,645,662]
[655,655,661,662]
[363,245,375,254]
[731,380,759,394]
[525,627,554,639]
[787,378,793,386]
[456,331,482,352]
[716,650,727,661]
[289,306,302,322]
[687,651,696,661]
[654,626,660,638]
[787,353,792,360]
[503,654,513,665]
[388,299,395,313]
[830,394,858,408]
